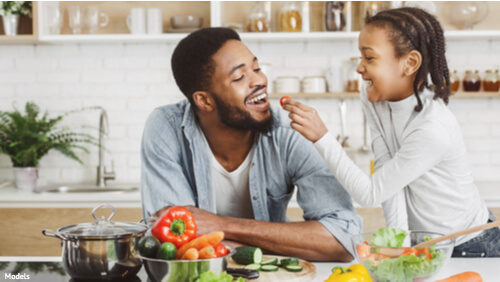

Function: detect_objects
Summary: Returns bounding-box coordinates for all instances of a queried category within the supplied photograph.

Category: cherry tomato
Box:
[280,96,292,107]
[214,243,229,257]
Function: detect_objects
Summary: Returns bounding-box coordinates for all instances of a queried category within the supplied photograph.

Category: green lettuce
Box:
[197,271,245,282]
[370,227,408,247]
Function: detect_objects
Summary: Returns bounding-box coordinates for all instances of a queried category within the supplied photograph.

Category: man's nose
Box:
[250,70,267,88]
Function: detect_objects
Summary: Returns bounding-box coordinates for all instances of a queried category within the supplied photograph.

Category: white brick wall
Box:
[1,38,500,186]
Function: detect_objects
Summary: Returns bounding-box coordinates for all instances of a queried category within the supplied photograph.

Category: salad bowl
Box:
[352,229,455,282]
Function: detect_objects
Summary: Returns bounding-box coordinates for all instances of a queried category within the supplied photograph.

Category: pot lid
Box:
[58,204,147,238]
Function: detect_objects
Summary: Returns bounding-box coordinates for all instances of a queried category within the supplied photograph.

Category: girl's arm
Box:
[282,97,449,208]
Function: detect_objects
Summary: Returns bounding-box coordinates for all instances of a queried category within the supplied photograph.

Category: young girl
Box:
[282,7,499,257]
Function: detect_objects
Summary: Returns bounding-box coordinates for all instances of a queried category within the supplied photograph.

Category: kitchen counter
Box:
[0,185,141,208]
[0,256,499,281]
[1,181,500,208]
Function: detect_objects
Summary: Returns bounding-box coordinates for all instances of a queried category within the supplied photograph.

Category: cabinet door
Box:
[0,208,143,256]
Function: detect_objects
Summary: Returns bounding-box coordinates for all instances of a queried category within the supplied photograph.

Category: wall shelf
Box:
[268,91,500,99]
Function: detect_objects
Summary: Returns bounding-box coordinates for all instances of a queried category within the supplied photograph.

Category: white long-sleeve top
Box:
[314,87,488,245]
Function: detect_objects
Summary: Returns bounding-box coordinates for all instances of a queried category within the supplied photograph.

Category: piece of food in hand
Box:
[180,247,199,260]
[156,242,177,260]
[214,242,229,257]
[138,235,161,258]
[176,231,225,259]
[325,264,373,282]
[435,271,482,282]
[198,245,216,259]
[151,206,197,248]
[280,95,292,107]
[232,246,263,265]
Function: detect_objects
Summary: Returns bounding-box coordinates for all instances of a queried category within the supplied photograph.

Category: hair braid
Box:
[365,7,450,111]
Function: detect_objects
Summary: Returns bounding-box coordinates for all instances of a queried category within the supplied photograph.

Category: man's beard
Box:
[211,93,273,133]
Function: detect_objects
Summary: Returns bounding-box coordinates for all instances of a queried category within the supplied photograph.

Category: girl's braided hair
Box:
[365,7,450,112]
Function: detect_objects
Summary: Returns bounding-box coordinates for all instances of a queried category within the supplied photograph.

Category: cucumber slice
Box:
[261,258,278,265]
[244,263,261,271]
[232,246,263,265]
[280,257,299,267]
[285,265,303,272]
[261,265,279,272]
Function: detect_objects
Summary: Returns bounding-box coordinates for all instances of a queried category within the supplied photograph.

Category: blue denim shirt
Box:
[141,99,362,255]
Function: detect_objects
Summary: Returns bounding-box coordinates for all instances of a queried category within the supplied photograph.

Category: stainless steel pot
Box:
[42,204,147,280]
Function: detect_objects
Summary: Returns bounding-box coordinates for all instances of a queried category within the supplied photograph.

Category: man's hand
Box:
[183,205,227,234]
[281,98,328,143]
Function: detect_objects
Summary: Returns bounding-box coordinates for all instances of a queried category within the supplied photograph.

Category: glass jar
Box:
[449,69,460,92]
[324,2,345,31]
[246,2,270,32]
[346,57,360,92]
[483,69,500,92]
[463,70,481,92]
[359,1,391,28]
[279,1,302,32]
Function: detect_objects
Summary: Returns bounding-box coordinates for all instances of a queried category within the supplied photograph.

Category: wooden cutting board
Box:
[227,255,316,281]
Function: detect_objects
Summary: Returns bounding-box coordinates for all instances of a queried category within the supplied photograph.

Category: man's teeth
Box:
[364,80,373,86]
[247,93,267,104]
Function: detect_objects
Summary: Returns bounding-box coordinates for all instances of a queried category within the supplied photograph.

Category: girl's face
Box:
[356,25,414,103]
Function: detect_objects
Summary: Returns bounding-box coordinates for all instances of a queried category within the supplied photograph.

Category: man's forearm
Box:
[222,217,353,262]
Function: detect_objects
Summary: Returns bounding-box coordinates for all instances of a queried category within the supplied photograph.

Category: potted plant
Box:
[0,1,32,36]
[0,101,96,191]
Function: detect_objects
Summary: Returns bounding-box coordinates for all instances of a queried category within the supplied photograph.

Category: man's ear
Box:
[193,91,215,111]
[404,50,422,76]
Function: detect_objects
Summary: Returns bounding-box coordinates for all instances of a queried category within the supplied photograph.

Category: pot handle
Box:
[92,203,115,223]
[42,229,67,240]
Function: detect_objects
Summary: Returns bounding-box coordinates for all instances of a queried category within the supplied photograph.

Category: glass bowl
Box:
[352,231,455,282]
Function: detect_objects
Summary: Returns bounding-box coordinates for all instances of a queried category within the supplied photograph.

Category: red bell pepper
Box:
[151,206,197,248]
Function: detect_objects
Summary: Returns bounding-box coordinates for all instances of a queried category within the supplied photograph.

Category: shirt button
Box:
[251,163,255,167]
[461,251,467,256]
[481,253,486,257]
[253,196,258,200]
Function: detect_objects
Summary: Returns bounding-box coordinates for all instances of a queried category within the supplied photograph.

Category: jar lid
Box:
[485,69,499,73]
[57,204,147,239]
[465,69,478,73]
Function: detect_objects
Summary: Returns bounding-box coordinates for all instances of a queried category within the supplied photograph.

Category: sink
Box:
[37,183,139,193]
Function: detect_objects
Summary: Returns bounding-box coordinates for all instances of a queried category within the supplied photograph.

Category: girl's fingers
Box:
[288,111,307,126]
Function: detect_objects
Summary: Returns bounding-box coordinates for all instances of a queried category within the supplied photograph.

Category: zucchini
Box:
[261,258,278,265]
[261,265,279,272]
[285,265,303,272]
[232,246,263,265]
[244,263,261,271]
[280,257,299,267]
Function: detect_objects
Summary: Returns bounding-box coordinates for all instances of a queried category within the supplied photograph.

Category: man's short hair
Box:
[171,27,241,108]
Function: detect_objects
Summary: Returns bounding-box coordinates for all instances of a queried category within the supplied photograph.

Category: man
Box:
[141,27,361,261]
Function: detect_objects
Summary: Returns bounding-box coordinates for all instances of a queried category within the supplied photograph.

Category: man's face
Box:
[209,40,273,133]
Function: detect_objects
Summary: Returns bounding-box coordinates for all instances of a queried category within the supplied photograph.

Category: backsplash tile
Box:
[1,37,500,186]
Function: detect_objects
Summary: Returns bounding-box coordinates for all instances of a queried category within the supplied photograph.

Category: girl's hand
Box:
[281,98,328,143]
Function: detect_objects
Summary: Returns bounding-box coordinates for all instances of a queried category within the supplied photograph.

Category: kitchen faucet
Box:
[96,107,115,187]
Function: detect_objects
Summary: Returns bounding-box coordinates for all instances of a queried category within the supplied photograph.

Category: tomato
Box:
[357,244,371,260]
[280,96,292,107]
[214,243,228,257]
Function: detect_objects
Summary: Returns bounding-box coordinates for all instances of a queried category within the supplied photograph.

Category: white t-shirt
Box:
[314,87,488,245]
[211,146,255,219]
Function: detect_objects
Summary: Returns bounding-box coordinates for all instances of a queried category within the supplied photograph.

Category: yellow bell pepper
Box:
[324,264,373,282]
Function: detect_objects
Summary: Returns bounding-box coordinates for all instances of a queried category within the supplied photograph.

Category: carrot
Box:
[180,248,199,260]
[436,271,482,282]
[176,231,224,259]
[198,245,216,259]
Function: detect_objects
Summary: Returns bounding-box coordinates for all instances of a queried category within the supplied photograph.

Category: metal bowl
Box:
[170,16,203,29]
[140,249,232,282]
